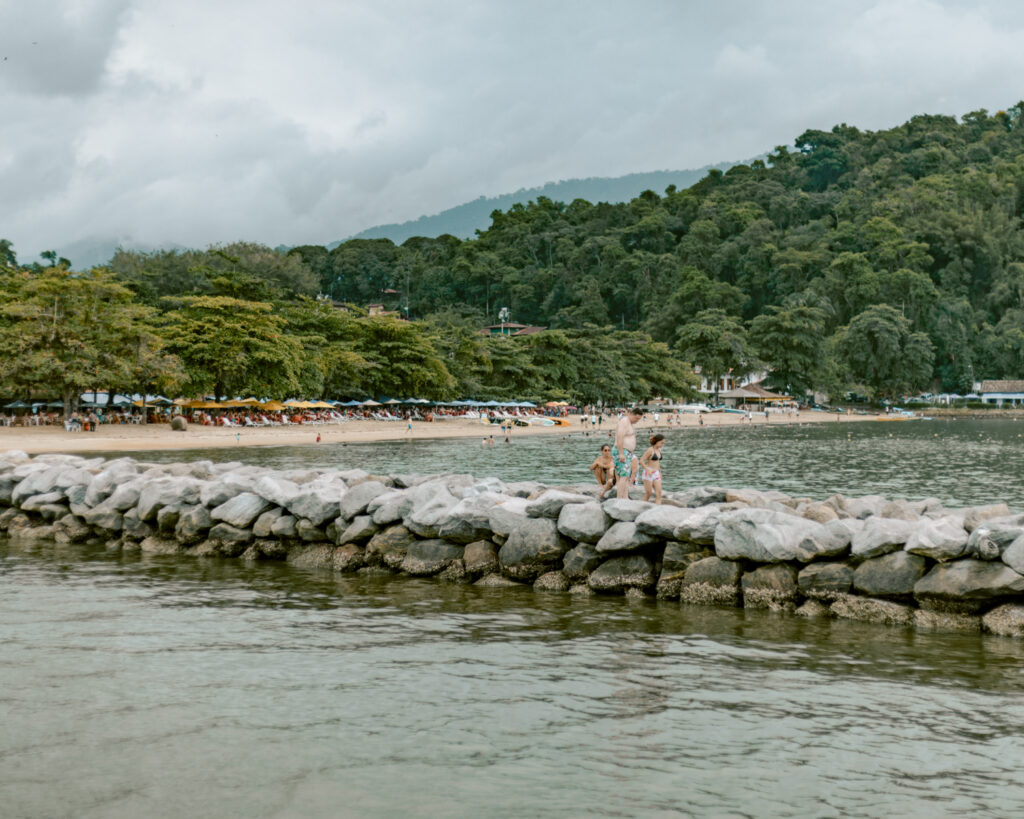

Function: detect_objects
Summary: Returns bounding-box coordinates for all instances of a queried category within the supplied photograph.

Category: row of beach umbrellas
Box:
[4,396,540,411]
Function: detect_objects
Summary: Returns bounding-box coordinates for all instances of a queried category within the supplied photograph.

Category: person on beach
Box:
[639,433,665,504]
[589,444,616,493]
[612,408,644,499]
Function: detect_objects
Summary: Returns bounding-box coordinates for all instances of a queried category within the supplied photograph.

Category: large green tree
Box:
[836,304,935,399]
[675,309,754,401]
[748,305,827,397]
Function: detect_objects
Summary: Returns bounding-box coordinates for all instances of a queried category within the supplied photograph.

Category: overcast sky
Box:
[2,0,1024,263]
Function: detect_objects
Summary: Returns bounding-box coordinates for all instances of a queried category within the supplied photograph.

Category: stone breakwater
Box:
[4,450,1024,638]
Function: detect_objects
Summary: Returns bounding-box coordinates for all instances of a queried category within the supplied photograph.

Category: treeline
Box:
[0,243,692,411]
[284,102,1024,398]
[4,101,1024,409]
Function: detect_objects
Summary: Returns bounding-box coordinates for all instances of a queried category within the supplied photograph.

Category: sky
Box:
[2,0,1024,265]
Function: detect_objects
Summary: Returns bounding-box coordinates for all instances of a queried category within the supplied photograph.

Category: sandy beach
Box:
[0,411,875,455]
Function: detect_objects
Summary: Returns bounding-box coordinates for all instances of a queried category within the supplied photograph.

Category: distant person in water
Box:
[639,433,666,504]
[613,408,644,499]
[589,444,615,493]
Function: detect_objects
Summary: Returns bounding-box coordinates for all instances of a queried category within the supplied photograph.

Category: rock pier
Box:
[3,450,1024,637]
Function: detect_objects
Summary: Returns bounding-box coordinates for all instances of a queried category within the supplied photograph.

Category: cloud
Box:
[2,0,1024,264]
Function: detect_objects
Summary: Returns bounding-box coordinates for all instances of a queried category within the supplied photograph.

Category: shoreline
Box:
[1,411,877,455]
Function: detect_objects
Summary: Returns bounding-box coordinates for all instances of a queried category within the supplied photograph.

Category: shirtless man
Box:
[612,408,644,499]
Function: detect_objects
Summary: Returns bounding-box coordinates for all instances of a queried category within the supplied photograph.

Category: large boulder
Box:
[208,522,253,548]
[534,571,571,592]
[904,518,968,561]
[601,498,654,522]
[368,490,414,525]
[286,486,344,527]
[672,486,728,507]
[679,556,742,606]
[914,560,1024,611]
[1001,534,1024,574]
[634,505,693,540]
[967,516,1024,560]
[269,514,298,539]
[366,525,417,568]
[595,521,659,554]
[210,492,271,529]
[252,508,285,539]
[175,504,213,543]
[296,519,328,542]
[336,515,378,546]
[714,508,846,563]
[21,491,65,512]
[53,514,91,543]
[852,551,928,598]
[487,497,530,539]
[437,496,500,544]
[401,539,464,576]
[830,595,914,627]
[137,477,203,522]
[81,501,124,532]
[588,555,656,593]
[742,564,799,610]
[525,489,590,519]
[982,604,1024,637]
[84,460,139,506]
[287,545,335,569]
[463,540,500,577]
[797,562,854,601]
[105,479,146,512]
[557,502,610,544]
[253,475,301,509]
[405,488,459,538]
[562,543,603,581]
[498,517,569,581]
[850,517,916,559]
[962,503,1013,533]
[673,505,728,545]
[339,480,389,520]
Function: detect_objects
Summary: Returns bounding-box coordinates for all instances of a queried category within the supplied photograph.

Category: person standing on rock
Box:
[589,444,616,493]
[639,433,665,504]
[612,408,643,499]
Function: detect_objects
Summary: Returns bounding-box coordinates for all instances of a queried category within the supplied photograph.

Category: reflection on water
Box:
[112,417,1024,508]
[3,539,1024,817]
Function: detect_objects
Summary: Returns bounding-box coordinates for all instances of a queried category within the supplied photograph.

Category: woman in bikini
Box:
[589,444,616,493]
[639,433,666,504]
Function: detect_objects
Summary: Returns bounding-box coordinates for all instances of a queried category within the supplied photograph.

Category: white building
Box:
[979,380,1024,406]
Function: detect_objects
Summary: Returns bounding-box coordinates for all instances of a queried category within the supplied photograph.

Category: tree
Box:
[160,296,303,398]
[674,309,754,401]
[748,305,827,397]
[0,266,161,414]
[836,304,934,399]
[341,315,455,399]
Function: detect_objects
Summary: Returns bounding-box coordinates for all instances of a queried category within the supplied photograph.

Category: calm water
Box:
[117,416,1024,508]
[4,418,1024,817]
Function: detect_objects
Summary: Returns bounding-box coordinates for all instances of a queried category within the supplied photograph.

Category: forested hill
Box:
[289,103,1024,396]
[336,164,743,245]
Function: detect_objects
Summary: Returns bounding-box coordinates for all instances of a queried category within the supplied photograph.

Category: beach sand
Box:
[0,411,873,455]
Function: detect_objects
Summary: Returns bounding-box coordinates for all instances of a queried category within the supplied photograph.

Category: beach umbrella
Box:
[260,400,287,411]
[383,399,401,405]
[309,401,335,409]
[518,401,537,407]
[360,399,382,407]
[4,400,30,409]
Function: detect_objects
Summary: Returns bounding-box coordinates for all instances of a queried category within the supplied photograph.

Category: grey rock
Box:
[487,497,530,538]
[795,600,833,618]
[1001,534,1024,574]
[175,505,213,543]
[339,480,389,520]
[253,475,301,508]
[672,486,728,507]
[401,539,464,576]
[84,461,139,506]
[287,545,335,569]
[437,495,500,543]
[595,521,659,554]
[156,503,183,534]
[139,536,182,555]
[982,604,1024,637]
[880,499,919,522]
[208,522,253,545]
[337,515,378,546]
[53,514,91,543]
[252,508,285,538]
[367,525,417,568]
[38,502,70,521]
[463,540,500,577]
[851,517,916,559]
[534,571,570,592]
[286,487,344,527]
[673,505,728,545]
[714,508,847,563]
[798,562,854,601]
[800,502,839,523]
[121,508,152,540]
[557,502,610,543]
[270,514,298,539]
[962,503,1012,533]
[210,492,271,529]
[474,573,525,588]
[662,540,710,571]
[368,490,413,525]
[905,518,968,561]
[255,538,289,560]
[915,560,1024,609]
[137,477,203,521]
[562,543,604,581]
[742,564,799,610]
[967,516,1024,560]
[333,544,366,573]
[914,609,981,633]
[8,523,56,543]
[588,554,656,593]
[601,498,654,522]
[106,480,145,512]
[337,468,371,484]
[200,474,257,508]
[841,494,889,520]
[634,505,692,539]
[81,502,124,532]
[296,518,328,542]
[524,489,590,519]
[498,517,569,581]
[405,486,458,538]
[830,595,914,626]
[853,551,928,598]
[21,491,66,512]
[679,556,742,606]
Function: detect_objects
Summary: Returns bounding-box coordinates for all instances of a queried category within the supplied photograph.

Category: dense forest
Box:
[3,103,1024,410]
